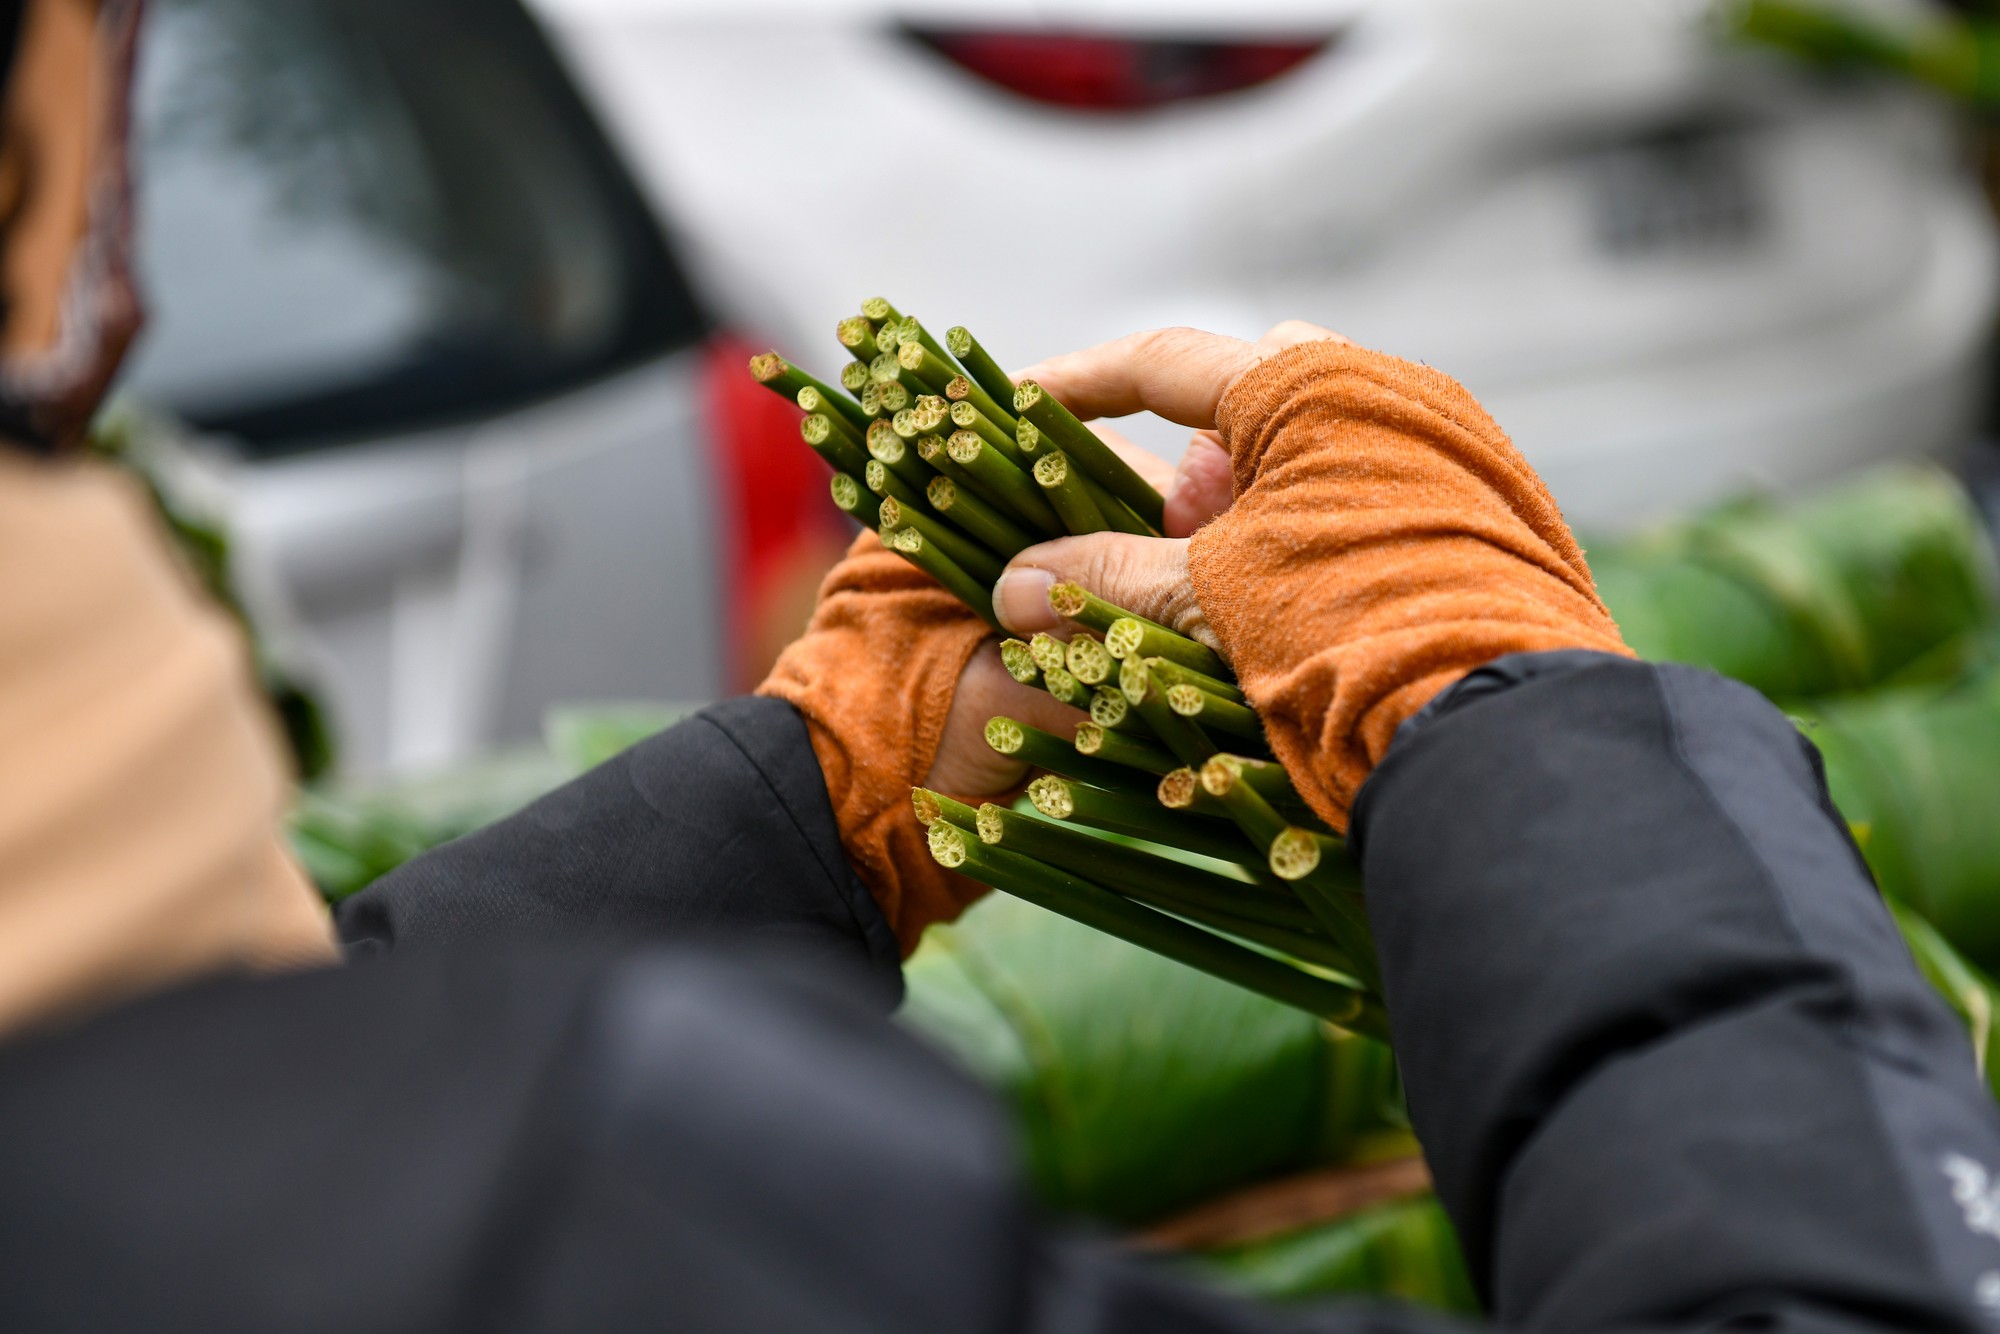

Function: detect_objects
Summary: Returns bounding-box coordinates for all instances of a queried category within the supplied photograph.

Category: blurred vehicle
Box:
[533,0,2000,527]
[116,0,801,776]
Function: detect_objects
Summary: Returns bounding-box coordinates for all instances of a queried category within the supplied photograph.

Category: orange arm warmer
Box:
[758,529,993,955]
[1188,342,1631,832]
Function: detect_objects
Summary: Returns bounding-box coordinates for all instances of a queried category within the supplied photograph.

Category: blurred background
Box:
[114,0,2000,775]
[97,0,2000,1311]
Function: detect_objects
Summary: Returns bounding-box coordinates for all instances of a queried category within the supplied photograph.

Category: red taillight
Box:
[907,29,1332,112]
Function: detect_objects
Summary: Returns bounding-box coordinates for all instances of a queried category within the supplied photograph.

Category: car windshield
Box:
[120,0,702,456]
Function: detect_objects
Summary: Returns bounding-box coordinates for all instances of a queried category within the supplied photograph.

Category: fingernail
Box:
[993,567,1058,634]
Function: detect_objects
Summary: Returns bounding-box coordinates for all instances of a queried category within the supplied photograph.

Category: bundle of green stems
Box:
[751,300,1382,1037]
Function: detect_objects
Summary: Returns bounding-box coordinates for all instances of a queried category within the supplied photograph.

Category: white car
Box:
[539,0,1999,525]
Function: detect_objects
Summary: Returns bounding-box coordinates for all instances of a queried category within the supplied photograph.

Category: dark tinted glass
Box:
[122,0,704,456]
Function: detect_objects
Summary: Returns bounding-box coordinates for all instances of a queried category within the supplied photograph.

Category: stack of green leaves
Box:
[1591,466,1999,700]
[750,300,1384,1034]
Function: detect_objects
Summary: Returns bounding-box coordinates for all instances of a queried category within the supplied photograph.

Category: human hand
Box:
[989,321,1348,645]
[979,319,1627,832]
[925,427,1178,794]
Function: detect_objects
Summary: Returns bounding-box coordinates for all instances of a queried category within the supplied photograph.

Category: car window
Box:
[120,0,704,456]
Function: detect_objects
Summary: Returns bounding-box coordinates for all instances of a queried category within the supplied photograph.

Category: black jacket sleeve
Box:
[1351,651,2000,1331]
[338,696,902,1006]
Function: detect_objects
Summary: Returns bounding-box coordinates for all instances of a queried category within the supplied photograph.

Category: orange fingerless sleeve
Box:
[758,529,993,954]
[1189,342,1631,832]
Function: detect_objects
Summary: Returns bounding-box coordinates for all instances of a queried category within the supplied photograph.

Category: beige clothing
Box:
[0,451,337,1033]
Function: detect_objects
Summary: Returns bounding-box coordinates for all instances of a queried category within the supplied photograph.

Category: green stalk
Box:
[911,786,980,833]
[1014,380,1166,531]
[870,351,930,404]
[801,414,873,479]
[1099,612,1230,681]
[840,361,873,394]
[984,717,1154,793]
[749,352,859,426]
[879,496,1004,585]
[1202,755,1377,990]
[944,326,1020,413]
[795,382,873,436]
[1028,632,1068,675]
[999,639,1041,685]
[908,342,1015,428]
[928,819,1378,1032]
[1048,583,1165,640]
[897,340,958,396]
[883,525,999,629]
[1118,656,1150,707]
[992,805,1361,977]
[1088,685,1150,735]
[910,339,1016,431]
[1064,632,1114,686]
[1202,752,1311,815]
[1075,721,1181,775]
[988,799,1306,930]
[1015,419,1047,459]
[1081,474,1158,536]
[830,472,868,519]
[926,475,1037,558]
[1158,766,1231,817]
[836,317,875,360]
[949,400,1028,467]
[916,434,987,502]
[1133,671,1220,769]
[895,316,958,373]
[860,383,884,417]
[874,323,903,356]
[864,459,926,509]
[867,420,937,490]
[1026,774,1259,866]
[1138,649,1245,705]
[860,296,903,325]
[1163,678,1267,748]
[1032,451,1109,535]
[944,432,1064,535]
[944,376,1024,434]
[1040,664,1091,710]
[878,381,911,414]
[1161,909,1364,980]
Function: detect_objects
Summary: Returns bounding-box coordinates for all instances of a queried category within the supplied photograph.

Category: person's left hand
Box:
[924,426,1182,794]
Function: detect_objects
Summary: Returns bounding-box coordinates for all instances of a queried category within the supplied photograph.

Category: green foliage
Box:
[1891,901,2000,1099]
[902,893,1407,1227]
[1593,466,2000,701]
[543,702,699,772]
[1806,670,2000,970]
[1727,0,2000,106]
[1193,1194,1477,1312]
[288,748,569,901]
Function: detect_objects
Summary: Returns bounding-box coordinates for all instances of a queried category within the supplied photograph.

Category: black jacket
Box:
[0,653,1995,1332]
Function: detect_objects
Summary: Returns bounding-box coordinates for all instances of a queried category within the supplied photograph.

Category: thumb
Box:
[991,533,1216,650]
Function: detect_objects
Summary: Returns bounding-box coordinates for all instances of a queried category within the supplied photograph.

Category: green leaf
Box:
[1593,466,1999,702]
[1806,671,2000,970]
[1191,1193,1478,1313]
[543,701,701,773]
[902,894,1400,1226]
